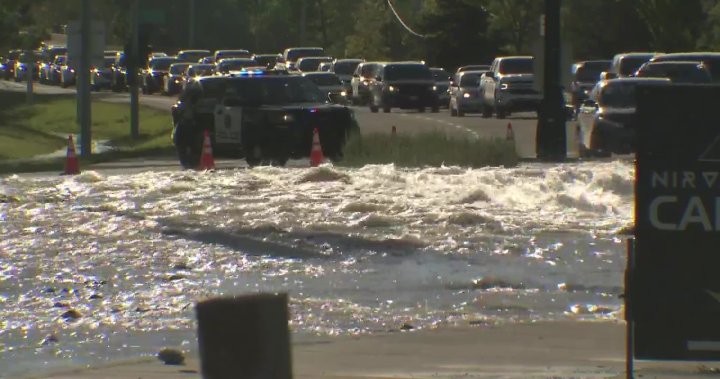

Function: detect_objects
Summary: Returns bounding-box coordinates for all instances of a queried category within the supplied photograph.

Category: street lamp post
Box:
[535,0,566,161]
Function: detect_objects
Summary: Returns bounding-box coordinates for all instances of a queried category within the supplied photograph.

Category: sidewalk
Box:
[36,321,720,379]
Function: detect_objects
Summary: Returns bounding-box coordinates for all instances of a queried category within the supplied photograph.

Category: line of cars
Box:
[573,51,720,157]
[170,46,369,168]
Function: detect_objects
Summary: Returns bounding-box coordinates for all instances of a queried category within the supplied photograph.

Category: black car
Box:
[164,62,192,95]
[569,60,611,109]
[2,50,22,80]
[215,58,259,74]
[111,52,128,92]
[252,54,280,69]
[141,56,179,94]
[171,72,359,168]
[368,62,439,113]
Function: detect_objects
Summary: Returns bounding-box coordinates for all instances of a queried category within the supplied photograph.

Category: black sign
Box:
[634,84,720,360]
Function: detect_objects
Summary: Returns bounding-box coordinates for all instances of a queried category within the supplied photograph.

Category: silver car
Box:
[302,72,348,104]
[449,70,484,116]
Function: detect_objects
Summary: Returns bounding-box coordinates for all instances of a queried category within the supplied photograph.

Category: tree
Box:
[562,0,653,60]
[486,0,542,54]
[420,0,498,70]
[633,0,704,52]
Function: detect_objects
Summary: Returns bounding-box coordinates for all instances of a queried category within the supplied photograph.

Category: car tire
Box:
[431,106,439,113]
[481,104,492,118]
[417,107,425,113]
[457,108,465,117]
[370,104,379,113]
[495,104,506,119]
[383,106,391,113]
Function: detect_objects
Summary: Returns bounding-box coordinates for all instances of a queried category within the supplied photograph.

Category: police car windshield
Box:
[305,74,342,86]
[226,77,325,105]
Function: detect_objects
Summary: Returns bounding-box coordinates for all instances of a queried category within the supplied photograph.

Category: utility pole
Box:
[130,0,140,139]
[25,50,33,105]
[535,0,566,161]
[78,0,92,157]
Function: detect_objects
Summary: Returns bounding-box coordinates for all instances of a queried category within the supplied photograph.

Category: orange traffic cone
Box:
[310,128,324,167]
[198,130,215,170]
[63,135,80,175]
[506,122,514,141]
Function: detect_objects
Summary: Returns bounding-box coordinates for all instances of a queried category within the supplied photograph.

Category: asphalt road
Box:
[0,79,583,161]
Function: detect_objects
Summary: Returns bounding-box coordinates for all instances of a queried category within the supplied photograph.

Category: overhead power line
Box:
[386,0,426,38]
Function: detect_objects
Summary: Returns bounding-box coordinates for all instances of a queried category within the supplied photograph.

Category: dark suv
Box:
[368,62,439,113]
[171,72,359,167]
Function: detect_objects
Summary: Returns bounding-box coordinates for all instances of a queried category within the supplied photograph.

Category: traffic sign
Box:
[66,20,105,68]
[633,84,720,360]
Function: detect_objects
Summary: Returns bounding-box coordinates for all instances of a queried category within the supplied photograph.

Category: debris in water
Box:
[158,348,185,365]
[61,309,82,320]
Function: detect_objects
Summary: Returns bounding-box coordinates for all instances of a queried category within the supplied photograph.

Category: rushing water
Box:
[0,161,634,377]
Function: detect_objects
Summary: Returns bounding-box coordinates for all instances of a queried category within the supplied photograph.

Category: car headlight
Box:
[388,85,395,92]
[362,80,368,86]
[282,114,295,123]
[340,90,347,97]
[432,85,437,91]
[499,83,509,90]
[463,92,471,98]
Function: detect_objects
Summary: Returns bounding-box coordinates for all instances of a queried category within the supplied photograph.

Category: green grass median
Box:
[0,90,519,174]
[341,131,519,168]
[0,91,175,174]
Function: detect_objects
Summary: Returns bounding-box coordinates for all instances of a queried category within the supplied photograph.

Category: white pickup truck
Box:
[479,56,541,118]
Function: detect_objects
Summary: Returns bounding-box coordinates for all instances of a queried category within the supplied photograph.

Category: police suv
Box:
[171,69,359,167]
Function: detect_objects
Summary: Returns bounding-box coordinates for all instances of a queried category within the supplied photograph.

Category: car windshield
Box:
[655,55,720,82]
[459,73,481,86]
[217,51,251,60]
[219,59,258,71]
[170,64,191,75]
[333,61,362,75]
[298,58,331,72]
[150,59,177,70]
[431,69,452,81]
[600,81,643,107]
[575,62,610,82]
[383,64,432,80]
[305,74,342,86]
[619,56,653,76]
[178,51,210,62]
[637,63,711,83]
[226,77,324,104]
[254,56,277,67]
[286,48,324,62]
[498,58,533,74]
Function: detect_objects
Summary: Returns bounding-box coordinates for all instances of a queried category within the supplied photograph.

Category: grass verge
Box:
[340,131,519,168]
[0,91,174,174]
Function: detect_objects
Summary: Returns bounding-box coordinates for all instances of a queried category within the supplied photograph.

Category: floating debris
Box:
[41,333,59,345]
[61,309,82,320]
[158,348,185,365]
[399,323,414,331]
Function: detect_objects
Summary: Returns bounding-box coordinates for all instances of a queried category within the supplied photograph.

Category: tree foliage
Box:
[3,0,720,69]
